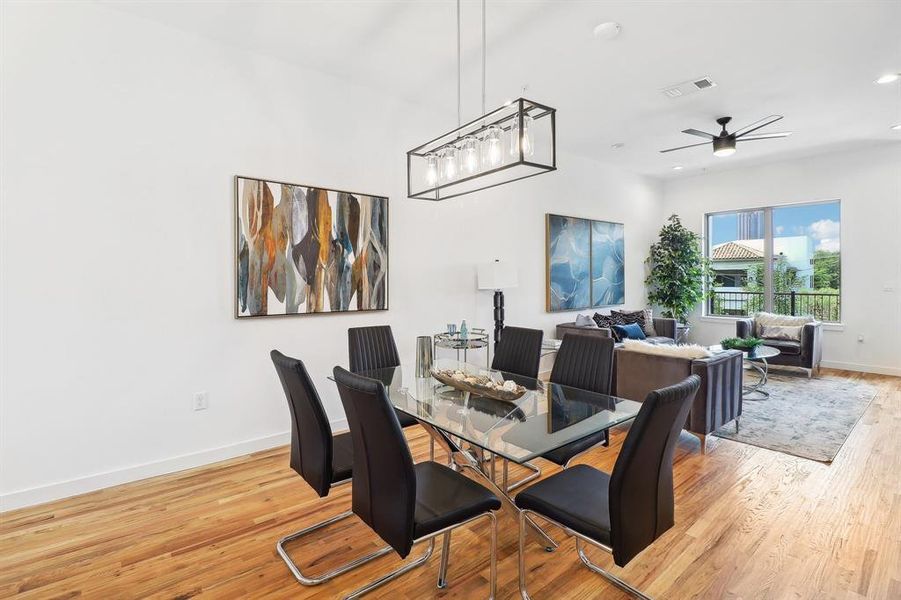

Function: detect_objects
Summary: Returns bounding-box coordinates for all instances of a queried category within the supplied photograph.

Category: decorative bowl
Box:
[430,368,527,401]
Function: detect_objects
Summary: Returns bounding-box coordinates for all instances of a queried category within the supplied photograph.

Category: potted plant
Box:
[645,215,713,326]
[720,337,763,353]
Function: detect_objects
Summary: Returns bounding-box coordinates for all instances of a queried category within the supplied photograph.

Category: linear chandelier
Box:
[406,0,556,201]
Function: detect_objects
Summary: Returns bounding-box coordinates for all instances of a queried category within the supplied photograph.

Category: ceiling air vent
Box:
[660,76,717,99]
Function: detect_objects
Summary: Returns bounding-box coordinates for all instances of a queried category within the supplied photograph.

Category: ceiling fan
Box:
[660,115,792,157]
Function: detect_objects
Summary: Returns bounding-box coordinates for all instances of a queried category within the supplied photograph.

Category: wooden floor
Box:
[1,369,899,599]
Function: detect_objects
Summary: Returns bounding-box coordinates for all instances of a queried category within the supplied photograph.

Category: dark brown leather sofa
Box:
[614,347,743,453]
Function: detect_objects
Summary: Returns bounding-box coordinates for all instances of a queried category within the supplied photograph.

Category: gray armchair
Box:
[736,318,822,376]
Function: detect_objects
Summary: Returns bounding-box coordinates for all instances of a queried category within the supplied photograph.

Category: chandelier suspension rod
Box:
[481,0,486,115]
[457,0,462,127]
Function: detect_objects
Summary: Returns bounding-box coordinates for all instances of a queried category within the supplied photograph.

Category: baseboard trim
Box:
[1,417,346,512]
[820,360,901,377]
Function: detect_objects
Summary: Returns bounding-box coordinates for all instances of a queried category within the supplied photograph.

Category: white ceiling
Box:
[107,0,901,178]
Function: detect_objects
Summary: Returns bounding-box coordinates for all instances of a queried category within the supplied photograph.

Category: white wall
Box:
[662,144,901,375]
[0,2,662,509]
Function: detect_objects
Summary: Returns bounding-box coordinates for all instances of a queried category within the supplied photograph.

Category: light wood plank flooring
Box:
[1,370,898,599]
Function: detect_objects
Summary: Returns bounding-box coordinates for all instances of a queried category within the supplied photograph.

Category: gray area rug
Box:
[714,371,877,462]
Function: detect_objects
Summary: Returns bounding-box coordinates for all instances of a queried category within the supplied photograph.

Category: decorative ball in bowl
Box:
[430,368,527,401]
[720,337,764,353]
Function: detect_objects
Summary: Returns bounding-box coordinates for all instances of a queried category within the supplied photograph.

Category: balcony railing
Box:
[708,290,840,322]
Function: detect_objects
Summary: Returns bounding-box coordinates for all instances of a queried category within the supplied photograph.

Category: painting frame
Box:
[234,175,389,319]
[545,213,625,312]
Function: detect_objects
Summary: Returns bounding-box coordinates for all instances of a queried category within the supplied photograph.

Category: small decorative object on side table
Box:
[434,328,490,368]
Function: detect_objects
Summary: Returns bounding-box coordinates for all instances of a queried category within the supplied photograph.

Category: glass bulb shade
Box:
[875,73,900,84]
[482,126,503,168]
[441,146,458,181]
[424,153,438,187]
[462,136,479,174]
[510,113,535,158]
[713,147,736,157]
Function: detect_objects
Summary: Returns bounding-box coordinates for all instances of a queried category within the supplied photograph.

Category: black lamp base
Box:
[493,290,505,345]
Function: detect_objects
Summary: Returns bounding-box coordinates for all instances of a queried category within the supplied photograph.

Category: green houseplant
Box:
[720,337,764,352]
[645,214,713,325]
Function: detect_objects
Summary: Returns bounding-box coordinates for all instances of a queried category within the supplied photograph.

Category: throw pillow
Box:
[612,323,646,340]
[574,313,596,327]
[754,311,814,328]
[593,312,626,342]
[614,308,657,337]
[759,324,802,341]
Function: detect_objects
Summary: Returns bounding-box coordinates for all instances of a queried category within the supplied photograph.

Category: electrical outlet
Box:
[193,391,209,411]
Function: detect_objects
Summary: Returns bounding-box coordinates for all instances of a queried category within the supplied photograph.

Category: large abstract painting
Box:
[590,220,625,306]
[546,213,624,312]
[235,176,388,318]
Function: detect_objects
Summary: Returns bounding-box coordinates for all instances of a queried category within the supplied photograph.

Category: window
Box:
[706,201,840,322]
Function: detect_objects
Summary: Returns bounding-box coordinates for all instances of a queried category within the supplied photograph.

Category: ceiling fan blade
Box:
[681,128,716,139]
[737,131,793,141]
[659,141,710,153]
[733,115,784,138]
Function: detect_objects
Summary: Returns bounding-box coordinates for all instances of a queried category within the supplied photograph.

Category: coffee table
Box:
[740,345,781,400]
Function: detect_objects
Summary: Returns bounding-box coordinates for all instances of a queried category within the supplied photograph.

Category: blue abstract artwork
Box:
[547,215,591,311]
[591,220,625,306]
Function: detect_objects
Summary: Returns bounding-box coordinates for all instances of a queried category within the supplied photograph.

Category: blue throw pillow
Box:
[612,323,646,340]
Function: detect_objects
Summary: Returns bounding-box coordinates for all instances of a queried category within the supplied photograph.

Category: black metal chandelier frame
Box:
[406,98,556,201]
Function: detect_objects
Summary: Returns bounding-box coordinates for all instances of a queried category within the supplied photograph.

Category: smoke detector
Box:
[660,76,717,99]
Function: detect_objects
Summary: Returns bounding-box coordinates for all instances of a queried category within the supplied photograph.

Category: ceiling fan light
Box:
[874,73,900,84]
[891,123,901,131]
[712,136,736,157]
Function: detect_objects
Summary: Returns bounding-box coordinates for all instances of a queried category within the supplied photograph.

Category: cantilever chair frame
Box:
[276,477,394,586]
[518,509,651,600]
[344,510,497,599]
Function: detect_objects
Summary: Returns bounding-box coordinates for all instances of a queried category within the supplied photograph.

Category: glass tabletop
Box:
[710,344,781,360]
[346,358,642,464]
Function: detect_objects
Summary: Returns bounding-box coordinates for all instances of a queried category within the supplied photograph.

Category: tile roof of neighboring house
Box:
[711,241,764,261]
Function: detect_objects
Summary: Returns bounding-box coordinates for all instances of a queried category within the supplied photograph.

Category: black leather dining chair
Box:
[515,375,701,599]
[488,326,545,489]
[269,350,393,586]
[333,366,501,599]
[538,334,615,468]
[347,325,419,429]
[491,326,544,378]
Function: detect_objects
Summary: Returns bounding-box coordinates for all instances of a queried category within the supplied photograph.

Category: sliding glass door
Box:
[706,200,841,322]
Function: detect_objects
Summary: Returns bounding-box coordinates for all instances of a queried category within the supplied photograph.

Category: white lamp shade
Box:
[477,261,519,290]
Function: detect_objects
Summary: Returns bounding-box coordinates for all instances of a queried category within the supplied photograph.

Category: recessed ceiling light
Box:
[672,165,684,171]
[874,73,900,84]
[891,123,901,131]
[593,22,622,40]
[611,142,625,150]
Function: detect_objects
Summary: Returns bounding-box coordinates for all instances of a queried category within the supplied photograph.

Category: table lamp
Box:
[477,260,519,345]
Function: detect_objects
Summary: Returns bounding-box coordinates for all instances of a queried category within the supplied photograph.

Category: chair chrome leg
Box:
[577,539,652,600]
[344,538,435,599]
[518,511,532,600]
[735,415,741,433]
[437,531,452,588]
[276,510,394,586]
[506,460,542,492]
[343,511,496,599]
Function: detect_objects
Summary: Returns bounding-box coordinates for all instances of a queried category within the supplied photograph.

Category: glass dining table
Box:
[335,358,642,550]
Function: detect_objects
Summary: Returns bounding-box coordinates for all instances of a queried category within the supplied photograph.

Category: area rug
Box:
[713,371,877,462]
